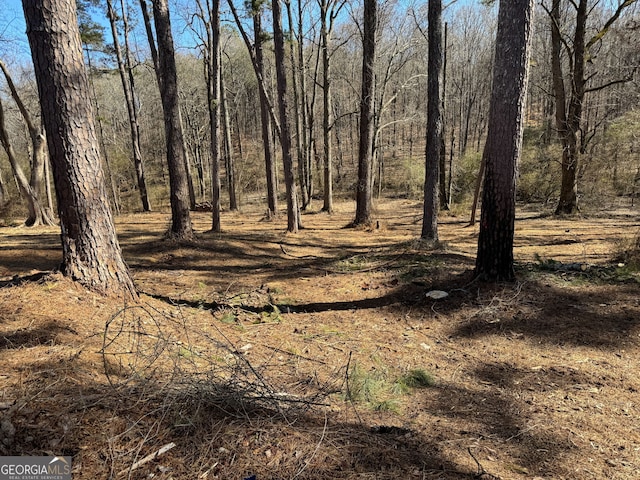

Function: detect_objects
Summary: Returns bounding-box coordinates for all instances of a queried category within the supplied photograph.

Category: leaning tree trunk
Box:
[0,97,50,227]
[474,0,534,281]
[353,0,377,226]
[421,0,443,241]
[272,0,301,232]
[151,0,193,239]
[0,59,55,226]
[22,0,136,297]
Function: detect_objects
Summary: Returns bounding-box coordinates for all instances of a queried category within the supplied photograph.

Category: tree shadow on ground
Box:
[424,361,581,478]
[3,355,471,479]
[451,279,640,349]
[0,233,60,274]
[0,320,73,348]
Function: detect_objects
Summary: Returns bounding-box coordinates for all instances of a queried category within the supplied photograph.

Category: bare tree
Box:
[272,0,301,232]
[106,0,151,212]
[0,59,55,226]
[22,0,136,296]
[546,0,638,214]
[227,0,280,217]
[319,0,347,213]
[475,0,535,281]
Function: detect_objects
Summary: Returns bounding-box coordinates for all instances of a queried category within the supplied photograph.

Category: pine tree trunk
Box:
[474,0,534,281]
[151,0,193,239]
[422,0,442,241]
[23,0,136,297]
[353,0,377,227]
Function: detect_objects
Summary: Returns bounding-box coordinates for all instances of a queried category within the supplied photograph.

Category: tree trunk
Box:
[179,107,197,211]
[0,59,56,226]
[251,3,278,217]
[320,0,334,213]
[0,97,50,227]
[299,0,312,208]
[272,0,301,232]
[551,0,580,214]
[207,0,222,232]
[221,73,238,211]
[421,0,442,241]
[151,0,193,239]
[474,0,534,281]
[106,0,151,212]
[84,48,121,215]
[22,0,136,297]
[439,22,448,209]
[353,0,377,227]
[285,0,308,210]
[0,169,6,208]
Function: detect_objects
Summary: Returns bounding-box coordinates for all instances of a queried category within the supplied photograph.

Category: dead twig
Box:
[117,442,176,477]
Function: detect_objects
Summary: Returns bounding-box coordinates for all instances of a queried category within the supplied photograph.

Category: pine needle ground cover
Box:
[0,199,638,479]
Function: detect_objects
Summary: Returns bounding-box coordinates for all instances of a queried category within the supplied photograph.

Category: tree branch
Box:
[586,0,637,51]
[585,70,637,93]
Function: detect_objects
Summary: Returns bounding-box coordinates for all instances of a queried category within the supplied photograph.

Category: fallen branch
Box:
[118,442,176,477]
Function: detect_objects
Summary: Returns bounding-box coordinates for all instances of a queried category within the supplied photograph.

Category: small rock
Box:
[425,290,448,299]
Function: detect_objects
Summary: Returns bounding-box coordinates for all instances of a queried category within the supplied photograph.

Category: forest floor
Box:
[1,198,639,479]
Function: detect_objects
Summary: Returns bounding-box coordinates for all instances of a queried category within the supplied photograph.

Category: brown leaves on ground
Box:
[0,199,639,479]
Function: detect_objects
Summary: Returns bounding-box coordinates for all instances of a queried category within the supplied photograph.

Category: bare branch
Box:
[586,0,638,51]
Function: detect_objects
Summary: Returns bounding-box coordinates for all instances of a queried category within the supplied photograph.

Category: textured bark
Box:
[22,0,136,297]
[151,0,193,239]
[353,0,377,226]
[106,0,151,212]
[421,0,442,241]
[272,0,301,232]
[474,0,534,281]
[85,49,121,215]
